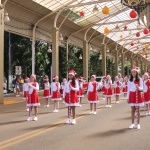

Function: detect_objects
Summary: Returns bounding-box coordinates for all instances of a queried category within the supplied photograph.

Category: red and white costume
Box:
[51,82,61,101]
[27,82,40,107]
[77,77,84,98]
[43,82,51,98]
[114,80,122,95]
[104,80,113,97]
[127,67,144,107]
[60,82,65,96]
[143,73,150,104]
[122,82,128,93]
[23,77,29,100]
[63,80,79,106]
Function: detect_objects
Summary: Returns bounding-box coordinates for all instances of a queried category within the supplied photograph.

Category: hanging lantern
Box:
[130,42,134,46]
[115,24,120,31]
[120,34,123,39]
[104,27,110,34]
[80,11,85,17]
[93,5,99,13]
[136,46,139,49]
[124,25,128,31]
[102,6,109,14]
[129,10,138,18]
[145,45,149,49]
[143,28,149,35]
[136,32,140,37]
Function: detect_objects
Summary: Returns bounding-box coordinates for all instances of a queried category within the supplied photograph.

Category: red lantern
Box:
[136,32,140,37]
[130,10,138,18]
[80,11,85,17]
[131,42,134,46]
[124,25,127,31]
[143,28,149,35]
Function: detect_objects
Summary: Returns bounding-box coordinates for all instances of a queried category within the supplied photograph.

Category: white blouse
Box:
[105,80,112,89]
[143,80,150,92]
[127,78,143,99]
[51,82,60,92]
[114,81,122,88]
[87,81,98,94]
[44,83,50,90]
[23,83,29,92]
[28,82,39,94]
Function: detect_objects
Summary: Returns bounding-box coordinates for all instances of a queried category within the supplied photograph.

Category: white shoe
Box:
[16,95,20,97]
[129,124,135,129]
[93,111,97,115]
[137,124,140,130]
[53,110,57,113]
[79,104,82,107]
[33,117,38,121]
[71,119,76,125]
[27,117,32,121]
[116,101,119,104]
[65,118,71,124]
[89,111,93,115]
[105,105,109,108]
[46,105,50,107]
[26,108,29,112]
[108,105,112,108]
[55,109,59,112]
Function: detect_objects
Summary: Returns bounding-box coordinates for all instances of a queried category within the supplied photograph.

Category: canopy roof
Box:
[3,0,150,62]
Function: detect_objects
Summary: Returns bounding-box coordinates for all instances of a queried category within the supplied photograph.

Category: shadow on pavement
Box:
[0,120,26,126]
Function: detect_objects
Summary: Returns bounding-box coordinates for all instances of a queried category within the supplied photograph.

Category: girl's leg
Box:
[106,97,108,105]
[34,106,38,117]
[72,106,76,119]
[94,103,97,112]
[90,103,93,112]
[80,97,82,104]
[148,104,150,113]
[57,101,59,111]
[116,95,119,102]
[131,106,135,124]
[109,97,112,105]
[29,106,32,117]
[137,107,140,124]
[54,101,56,110]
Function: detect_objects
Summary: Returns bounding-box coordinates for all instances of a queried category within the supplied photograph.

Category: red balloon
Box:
[131,42,134,46]
[136,32,140,37]
[80,11,85,17]
[130,10,138,18]
[143,28,149,35]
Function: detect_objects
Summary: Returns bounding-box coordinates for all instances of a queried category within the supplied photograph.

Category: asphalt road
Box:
[0,93,150,150]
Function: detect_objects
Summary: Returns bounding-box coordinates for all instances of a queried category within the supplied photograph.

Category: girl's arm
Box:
[71,80,79,91]
[63,82,67,98]
[127,81,130,99]
[29,82,39,91]
[138,78,143,91]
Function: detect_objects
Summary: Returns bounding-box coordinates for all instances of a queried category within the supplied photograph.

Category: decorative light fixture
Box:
[47,46,52,53]
[93,5,99,13]
[115,24,120,31]
[136,32,140,37]
[102,6,109,14]
[4,12,10,22]
[145,45,149,49]
[104,27,110,34]
[79,10,85,17]
[129,10,138,18]
[131,42,134,46]
[143,28,149,35]
[99,54,102,60]
[124,25,128,31]
[59,33,63,41]
[106,49,109,52]
[79,54,82,60]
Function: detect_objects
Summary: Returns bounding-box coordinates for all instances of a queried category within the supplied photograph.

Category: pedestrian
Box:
[15,78,20,96]
[118,73,123,83]
[87,75,98,115]
[105,75,113,108]
[23,76,30,111]
[63,70,79,124]
[127,67,144,129]
[27,74,40,121]
[77,76,84,107]
[113,76,122,104]
[143,72,150,116]
[43,77,51,108]
[122,77,128,98]
[51,75,61,112]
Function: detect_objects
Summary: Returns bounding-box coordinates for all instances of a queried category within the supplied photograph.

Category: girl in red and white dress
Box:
[87,75,98,115]
[51,75,61,112]
[143,72,150,116]
[23,77,30,111]
[127,67,144,130]
[27,74,40,121]
[60,78,67,97]
[105,75,113,108]
[77,76,84,107]
[122,77,128,98]
[43,77,51,108]
[101,77,106,100]
[114,76,122,104]
[63,70,79,125]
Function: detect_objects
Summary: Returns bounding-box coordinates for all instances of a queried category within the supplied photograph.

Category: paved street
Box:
[0,93,150,150]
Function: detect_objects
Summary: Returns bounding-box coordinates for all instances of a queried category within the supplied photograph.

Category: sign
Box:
[15,66,22,75]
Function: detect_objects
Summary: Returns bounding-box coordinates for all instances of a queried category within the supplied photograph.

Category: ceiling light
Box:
[4,12,10,22]
[47,46,52,53]
[59,33,63,41]
[79,54,82,60]
[93,5,99,13]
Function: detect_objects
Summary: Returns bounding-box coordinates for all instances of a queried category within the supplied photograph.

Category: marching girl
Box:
[63,70,79,125]
[51,75,61,112]
[43,77,51,107]
[101,77,106,100]
[87,75,98,115]
[127,67,143,129]
[113,76,122,104]
[60,78,67,97]
[105,75,113,108]
[143,72,150,116]
[122,77,128,98]
[27,74,40,121]
[77,76,84,107]
[23,77,30,111]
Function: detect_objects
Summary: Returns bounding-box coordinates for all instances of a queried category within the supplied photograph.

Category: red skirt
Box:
[23,91,28,100]
[129,91,144,106]
[114,87,120,95]
[104,88,113,97]
[27,92,40,107]
[43,89,51,98]
[77,88,84,97]
[51,91,61,101]
[144,92,150,104]
[101,86,105,93]
[88,91,98,103]
[122,87,128,93]
[65,92,79,106]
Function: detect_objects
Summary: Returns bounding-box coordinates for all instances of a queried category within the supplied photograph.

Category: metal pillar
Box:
[121,53,125,77]
[102,44,106,76]
[83,40,88,79]
[144,63,147,72]
[0,2,4,104]
[52,27,59,76]
[115,50,118,75]
[32,29,35,74]
[66,40,69,78]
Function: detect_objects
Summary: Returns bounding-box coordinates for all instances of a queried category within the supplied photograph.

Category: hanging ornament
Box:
[104,27,110,34]
[124,25,128,31]
[120,34,123,39]
[129,10,138,18]
[136,46,139,49]
[102,6,109,14]
[146,54,148,58]
[145,45,149,49]
[136,32,140,37]
[79,11,85,17]
[142,49,147,55]
[130,42,134,46]
[115,24,120,31]
[143,28,149,35]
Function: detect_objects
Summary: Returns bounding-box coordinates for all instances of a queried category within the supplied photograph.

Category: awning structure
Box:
[2,0,150,62]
